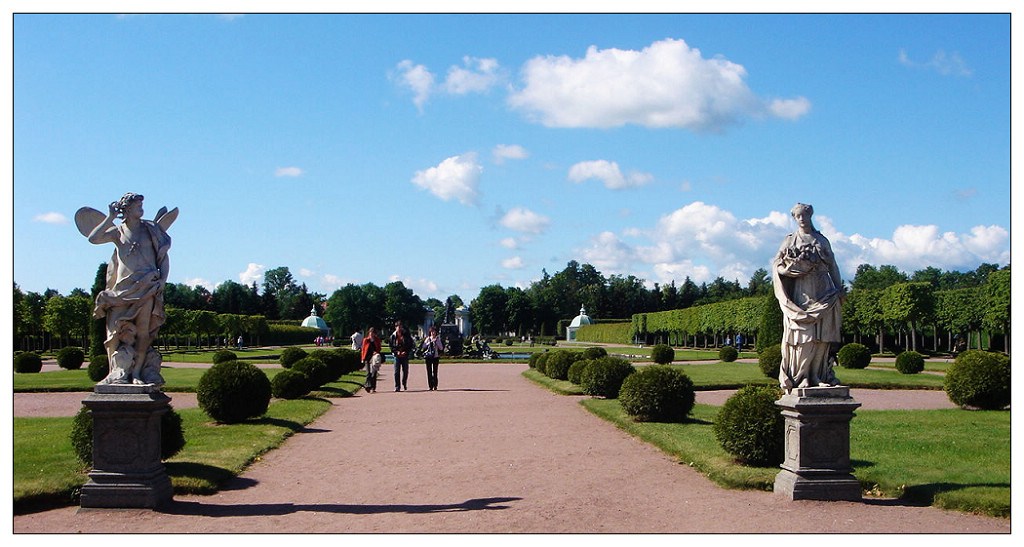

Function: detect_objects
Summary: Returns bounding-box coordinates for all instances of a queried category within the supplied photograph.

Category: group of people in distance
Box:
[354,321,443,393]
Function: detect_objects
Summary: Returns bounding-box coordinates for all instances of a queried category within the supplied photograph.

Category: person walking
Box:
[361,327,382,393]
[389,321,413,391]
[421,326,443,391]
[351,329,364,351]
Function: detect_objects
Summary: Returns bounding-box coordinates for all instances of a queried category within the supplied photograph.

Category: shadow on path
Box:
[158,496,523,517]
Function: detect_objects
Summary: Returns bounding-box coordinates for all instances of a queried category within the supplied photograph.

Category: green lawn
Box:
[14,366,290,393]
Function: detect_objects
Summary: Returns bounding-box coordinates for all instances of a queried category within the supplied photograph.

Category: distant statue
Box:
[76,193,178,387]
[771,203,844,393]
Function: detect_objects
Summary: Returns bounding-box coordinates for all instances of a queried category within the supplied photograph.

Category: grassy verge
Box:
[522,368,583,395]
[668,362,946,390]
[14,366,301,393]
[574,390,1008,518]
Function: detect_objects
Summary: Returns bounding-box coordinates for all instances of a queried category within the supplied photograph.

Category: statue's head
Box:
[114,193,144,219]
[790,202,813,218]
[790,203,815,232]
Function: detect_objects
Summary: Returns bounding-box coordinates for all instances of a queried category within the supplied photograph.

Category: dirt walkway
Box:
[13,363,1009,533]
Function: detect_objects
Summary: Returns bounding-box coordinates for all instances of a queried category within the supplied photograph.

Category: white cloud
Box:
[502,256,526,269]
[899,48,973,77]
[499,207,550,234]
[33,212,68,224]
[443,57,502,95]
[389,274,440,297]
[499,237,520,249]
[393,59,436,112]
[185,277,216,292]
[275,167,304,177]
[412,153,482,206]
[238,263,264,286]
[299,268,315,277]
[492,144,529,164]
[508,38,809,131]
[568,160,653,190]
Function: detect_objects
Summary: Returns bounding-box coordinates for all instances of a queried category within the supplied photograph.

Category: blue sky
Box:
[11,13,1012,302]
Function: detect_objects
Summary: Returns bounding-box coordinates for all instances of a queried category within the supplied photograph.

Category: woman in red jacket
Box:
[360,327,383,393]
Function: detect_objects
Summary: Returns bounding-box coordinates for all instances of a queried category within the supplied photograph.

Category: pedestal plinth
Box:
[79,384,173,509]
[774,386,862,501]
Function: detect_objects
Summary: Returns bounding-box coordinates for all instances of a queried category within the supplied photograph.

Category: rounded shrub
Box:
[837,343,871,369]
[14,351,43,373]
[758,344,782,379]
[581,346,608,360]
[619,365,695,422]
[534,352,551,375]
[333,348,363,374]
[545,350,580,380]
[309,349,344,383]
[944,350,1011,410]
[291,356,331,388]
[271,369,312,399]
[87,354,109,382]
[528,352,541,369]
[718,345,739,363]
[580,356,636,399]
[212,350,238,364]
[650,344,674,365]
[713,385,785,467]
[279,346,308,369]
[71,404,186,466]
[197,360,272,424]
[895,350,925,374]
[56,347,86,370]
[567,358,590,385]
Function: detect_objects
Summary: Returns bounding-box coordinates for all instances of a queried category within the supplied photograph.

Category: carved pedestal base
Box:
[774,386,862,501]
[79,384,173,509]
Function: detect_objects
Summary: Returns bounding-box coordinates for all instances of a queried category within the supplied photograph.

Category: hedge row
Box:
[575,322,634,344]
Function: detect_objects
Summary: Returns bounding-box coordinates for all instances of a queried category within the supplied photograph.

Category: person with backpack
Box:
[389,321,414,391]
[421,326,443,391]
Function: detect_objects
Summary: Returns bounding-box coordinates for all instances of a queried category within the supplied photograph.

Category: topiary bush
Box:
[534,352,551,375]
[212,350,238,364]
[87,354,109,382]
[713,385,785,467]
[837,343,871,369]
[650,344,674,365]
[581,346,608,360]
[758,344,782,379]
[309,349,344,383]
[71,404,186,466]
[545,350,580,380]
[56,346,85,370]
[271,369,312,399]
[944,350,1011,410]
[619,365,695,422]
[718,345,738,363]
[279,346,308,369]
[197,360,272,424]
[291,356,331,388]
[579,356,636,398]
[895,350,925,374]
[528,352,541,369]
[334,348,363,374]
[567,358,590,385]
[14,351,43,373]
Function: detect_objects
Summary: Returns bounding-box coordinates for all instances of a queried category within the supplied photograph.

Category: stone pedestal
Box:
[79,384,173,509]
[774,386,862,501]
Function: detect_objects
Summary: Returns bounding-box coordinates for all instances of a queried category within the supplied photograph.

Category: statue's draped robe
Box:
[772,230,842,392]
[93,220,170,384]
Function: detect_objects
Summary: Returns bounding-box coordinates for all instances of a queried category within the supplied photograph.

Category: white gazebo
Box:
[300,306,330,336]
[566,305,593,341]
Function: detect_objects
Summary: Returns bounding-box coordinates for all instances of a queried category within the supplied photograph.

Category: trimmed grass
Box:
[14,367,290,393]
[867,360,953,374]
[522,368,583,395]
[571,388,1009,519]
[667,362,945,390]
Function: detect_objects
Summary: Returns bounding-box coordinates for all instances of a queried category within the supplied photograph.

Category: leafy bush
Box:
[291,357,331,388]
[713,385,785,466]
[534,352,551,375]
[619,365,695,422]
[837,343,871,369]
[650,344,674,365]
[758,344,782,379]
[528,352,541,369]
[71,404,186,466]
[545,350,580,380]
[334,348,363,374]
[309,349,345,383]
[56,347,85,370]
[197,361,272,424]
[87,354,109,382]
[567,359,590,385]
[895,351,925,374]
[271,369,312,399]
[944,350,1011,410]
[579,356,635,398]
[212,350,237,364]
[718,345,738,363]
[279,347,308,369]
[581,346,608,360]
[14,352,42,373]
[755,293,783,353]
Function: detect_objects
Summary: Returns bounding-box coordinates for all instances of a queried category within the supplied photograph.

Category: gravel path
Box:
[13,363,1008,533]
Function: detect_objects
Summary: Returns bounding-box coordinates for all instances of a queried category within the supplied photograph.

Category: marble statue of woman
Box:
[76,193,178,387]
[771,203,844,393]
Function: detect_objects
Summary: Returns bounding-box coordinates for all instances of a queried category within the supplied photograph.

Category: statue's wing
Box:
[74,207,106,237]
[155,207,179,231]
